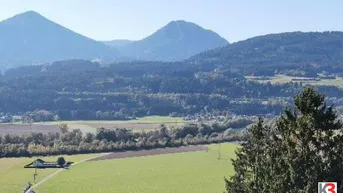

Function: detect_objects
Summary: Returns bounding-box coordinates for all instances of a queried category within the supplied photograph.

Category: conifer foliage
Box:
[225,87,343,192]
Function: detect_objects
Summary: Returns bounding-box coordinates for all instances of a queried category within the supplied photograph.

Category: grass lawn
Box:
[35,116,186,133]
[36,143,238,193]
[0,153,101,193]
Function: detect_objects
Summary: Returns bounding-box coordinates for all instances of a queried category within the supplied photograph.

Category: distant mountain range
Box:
[0,11,228,70]
[3,11,343,74]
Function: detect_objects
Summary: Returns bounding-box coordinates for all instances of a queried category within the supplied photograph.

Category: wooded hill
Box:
[190,31,343,76]
[1,57,343,121]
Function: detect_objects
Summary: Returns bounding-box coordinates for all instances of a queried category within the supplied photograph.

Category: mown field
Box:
[0,116,186,134]
[36,143,237,193]
[246,74,343,87]
[0,153,102,193]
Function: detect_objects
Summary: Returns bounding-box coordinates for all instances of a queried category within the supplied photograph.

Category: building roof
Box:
[35,159,45,163]
[24,159,58,168]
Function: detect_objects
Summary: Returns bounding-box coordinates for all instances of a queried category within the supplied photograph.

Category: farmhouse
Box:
[24,157,74,168]
[24,159,59,168]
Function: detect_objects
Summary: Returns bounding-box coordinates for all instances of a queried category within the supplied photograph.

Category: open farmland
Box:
[39,116,186,133]
[36,143,237,193]
[0,153,102,193]
[0,116,186,135]
[246,74,343,87]
[0,124,60,135]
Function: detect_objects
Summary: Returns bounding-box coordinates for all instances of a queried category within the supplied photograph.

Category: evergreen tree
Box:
[225,86,343,193]
[57,157,66,167]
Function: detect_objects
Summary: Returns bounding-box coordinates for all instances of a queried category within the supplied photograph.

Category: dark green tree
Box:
[59,123,69,134]
[57,157,66,167]
[225,86,343,193]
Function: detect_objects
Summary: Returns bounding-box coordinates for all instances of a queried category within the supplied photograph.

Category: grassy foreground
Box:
[36,143,237,193]
[0,154,101,193]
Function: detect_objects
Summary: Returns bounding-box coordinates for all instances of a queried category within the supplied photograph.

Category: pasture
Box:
[0,153,102,193]
[0,116,186,134]
[36,143,237,193]
[246,74,343,87]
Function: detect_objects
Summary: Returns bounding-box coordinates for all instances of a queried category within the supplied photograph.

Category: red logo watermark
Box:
[318,182,337,193]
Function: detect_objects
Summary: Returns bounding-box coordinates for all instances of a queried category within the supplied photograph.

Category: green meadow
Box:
[0,154,101,193]
[36,143,237,193]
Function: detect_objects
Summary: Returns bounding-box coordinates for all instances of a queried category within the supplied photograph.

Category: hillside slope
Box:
[190,31,343,68]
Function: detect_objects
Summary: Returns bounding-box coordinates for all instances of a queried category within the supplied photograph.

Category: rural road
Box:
[25,153,108,193]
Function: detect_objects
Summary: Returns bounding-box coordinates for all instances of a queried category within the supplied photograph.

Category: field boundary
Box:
[89,145,208,162]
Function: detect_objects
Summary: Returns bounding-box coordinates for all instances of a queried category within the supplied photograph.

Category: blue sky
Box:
[1,0,343,42]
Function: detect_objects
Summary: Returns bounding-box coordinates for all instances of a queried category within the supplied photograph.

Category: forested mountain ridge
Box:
[189,31,343,76]
[113,20,229,61]
[2,59,343,122]
[0,11,119,70]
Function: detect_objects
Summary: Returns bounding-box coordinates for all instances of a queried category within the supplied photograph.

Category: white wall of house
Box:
[33,161,44,167]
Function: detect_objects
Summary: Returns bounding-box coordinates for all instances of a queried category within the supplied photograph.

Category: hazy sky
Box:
[1,0,343,42]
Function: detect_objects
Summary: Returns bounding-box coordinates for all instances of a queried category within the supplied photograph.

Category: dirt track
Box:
[88,145,208,162]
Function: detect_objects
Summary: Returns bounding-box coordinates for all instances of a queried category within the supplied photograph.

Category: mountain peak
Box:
[5,10,44,20]
[0,11,118,70]
[169,20,189,24]
[1,10,50,27]
[164,20,201,29]
[19,10,42,17]
[119,20,228,61]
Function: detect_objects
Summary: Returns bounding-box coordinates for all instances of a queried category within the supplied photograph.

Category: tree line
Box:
[0,122,246,158]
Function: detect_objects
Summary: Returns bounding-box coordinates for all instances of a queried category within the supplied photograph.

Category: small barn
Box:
[24,158,74,169]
